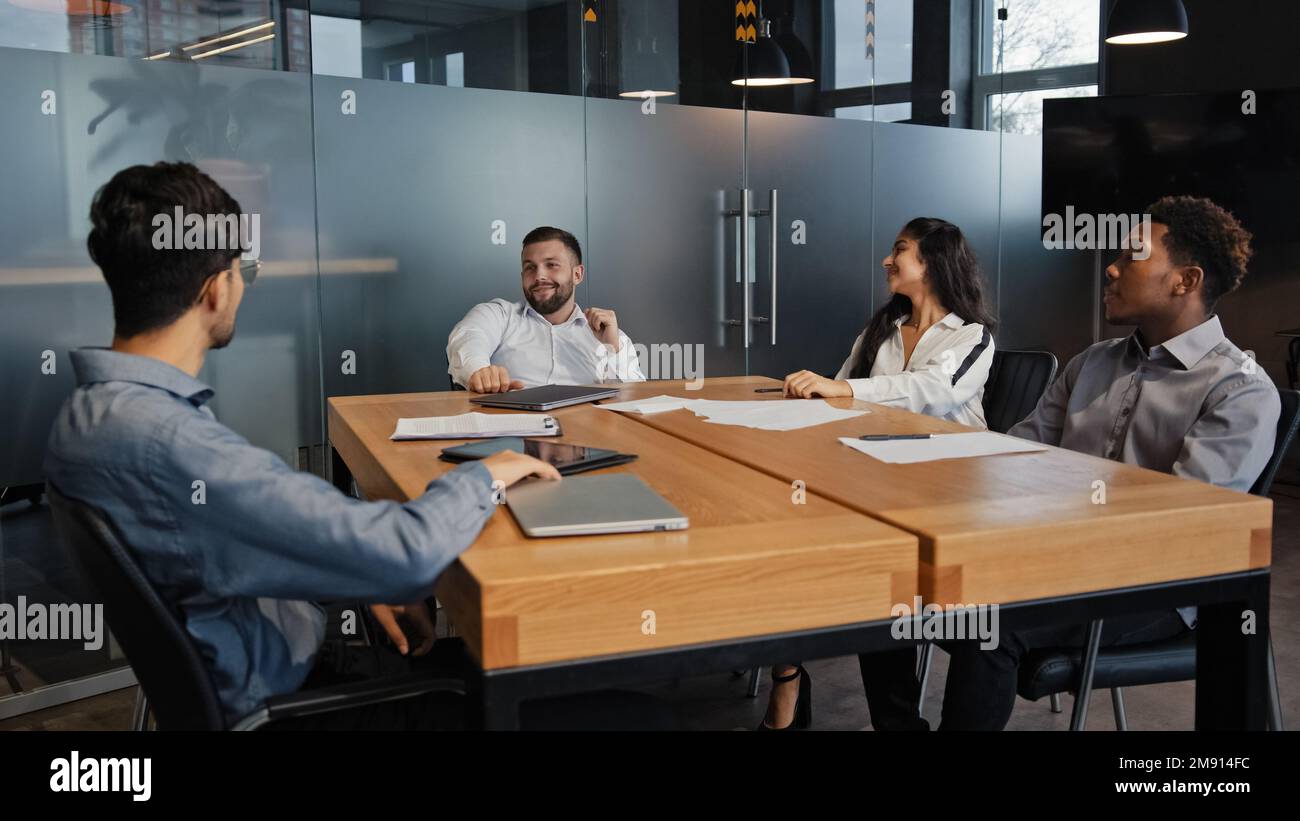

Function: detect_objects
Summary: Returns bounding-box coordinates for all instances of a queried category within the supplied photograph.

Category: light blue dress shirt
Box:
[45,349,497,725]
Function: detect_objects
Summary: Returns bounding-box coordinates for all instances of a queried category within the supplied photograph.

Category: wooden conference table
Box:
[328,376,1273,730]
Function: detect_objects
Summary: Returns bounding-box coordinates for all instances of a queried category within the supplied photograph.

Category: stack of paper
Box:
[597,395,868,431]
[838,432,1047,464]
[391,412,559,440]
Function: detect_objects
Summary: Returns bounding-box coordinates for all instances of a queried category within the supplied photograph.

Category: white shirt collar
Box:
[893,311,964,330]
[521,299,586,327]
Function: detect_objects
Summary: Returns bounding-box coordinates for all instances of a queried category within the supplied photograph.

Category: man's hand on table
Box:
[480,451,562,486]
[468,365,524,393]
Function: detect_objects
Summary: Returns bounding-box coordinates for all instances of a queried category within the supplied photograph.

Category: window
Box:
[974,0,1101,134]
[834,102,911,123]
[822,0,1100,133]
[822,0,914,121]
[446,52,465,88]
[988,0,1101,73]
[990,84,1097,135]
[386,61,416,84]
[830,0,911,89]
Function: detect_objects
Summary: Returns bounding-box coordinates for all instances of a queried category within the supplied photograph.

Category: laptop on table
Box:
[470,384,620,412]
[505,473,689,537]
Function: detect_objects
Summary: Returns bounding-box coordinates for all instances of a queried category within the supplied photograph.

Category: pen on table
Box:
[858,434,933,441]
[754,388,784,393]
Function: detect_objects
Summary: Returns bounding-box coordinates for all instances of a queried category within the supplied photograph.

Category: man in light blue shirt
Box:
[447,226,646,391]
[45,162,560,728]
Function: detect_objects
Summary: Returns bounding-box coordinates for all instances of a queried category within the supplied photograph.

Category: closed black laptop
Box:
[470,384,620,411]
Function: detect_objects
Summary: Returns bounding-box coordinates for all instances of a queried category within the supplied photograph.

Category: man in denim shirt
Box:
[45,162,560,728]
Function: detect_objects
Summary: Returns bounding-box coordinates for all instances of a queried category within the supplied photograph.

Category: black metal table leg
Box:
[1195,571,1271,730]
[477,675,522,731]
[330,445,353,495]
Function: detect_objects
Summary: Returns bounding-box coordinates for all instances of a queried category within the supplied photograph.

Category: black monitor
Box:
[1042,88,1300,238]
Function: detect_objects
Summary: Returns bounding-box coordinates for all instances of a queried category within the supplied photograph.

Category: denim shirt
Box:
[45,349,497,725]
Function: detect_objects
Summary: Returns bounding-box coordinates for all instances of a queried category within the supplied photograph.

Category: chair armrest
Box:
[230,671,464,731]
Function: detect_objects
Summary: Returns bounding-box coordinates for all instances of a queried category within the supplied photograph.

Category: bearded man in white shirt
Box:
[446,226,647,392]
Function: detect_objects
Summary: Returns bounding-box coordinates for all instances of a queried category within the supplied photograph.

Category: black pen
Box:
[754,388,784,393]
[859,434,933,441]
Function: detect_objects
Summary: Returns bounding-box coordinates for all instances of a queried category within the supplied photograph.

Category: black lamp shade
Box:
[1106,0,1188,45]
[731,30,815,87]
[732,37,790,86]
[776,32,814,83]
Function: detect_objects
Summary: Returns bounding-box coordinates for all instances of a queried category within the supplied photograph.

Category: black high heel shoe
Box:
[756,665,812,730]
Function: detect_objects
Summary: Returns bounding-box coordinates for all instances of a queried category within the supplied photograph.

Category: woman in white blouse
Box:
[761,217,997,731]
[782,216,996,425]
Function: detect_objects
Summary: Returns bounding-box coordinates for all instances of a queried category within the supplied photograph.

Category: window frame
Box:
[820,0,1103,131]
[974,0,1102,131]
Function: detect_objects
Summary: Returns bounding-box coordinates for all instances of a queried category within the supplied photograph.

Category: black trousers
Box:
[860,610,1189,731]
[268,639,679,731]
[266,638,471,730]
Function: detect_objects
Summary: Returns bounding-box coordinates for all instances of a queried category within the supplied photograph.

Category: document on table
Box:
[597,395,868,431]
[689,399,867,431]
[594,395,694,414]
[837,432,1047,464]
[391,412,560,440]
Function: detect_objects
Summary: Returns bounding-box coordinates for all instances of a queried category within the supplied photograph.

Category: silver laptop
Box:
[505,473,689,537]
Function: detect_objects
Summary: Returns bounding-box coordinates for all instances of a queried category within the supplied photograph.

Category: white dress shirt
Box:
[833,312,995,428]
[447,298,646,388]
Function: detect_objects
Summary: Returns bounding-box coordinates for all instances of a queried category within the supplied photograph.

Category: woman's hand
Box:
[783,371,854,399]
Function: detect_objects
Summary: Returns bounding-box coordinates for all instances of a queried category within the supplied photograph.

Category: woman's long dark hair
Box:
[849,217,995,379]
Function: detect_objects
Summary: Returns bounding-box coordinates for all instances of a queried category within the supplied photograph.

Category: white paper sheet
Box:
[594,395,694,414]
[391,412,559,440]
[692,400,867,431]
[597,395,868,431]
[837,432,1048,464]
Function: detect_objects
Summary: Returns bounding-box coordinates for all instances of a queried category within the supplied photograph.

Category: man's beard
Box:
[525,280,573,315]
[210,317,237,350]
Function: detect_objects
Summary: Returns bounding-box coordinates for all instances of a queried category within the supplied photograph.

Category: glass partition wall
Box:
[0,0,1103,721]
[0,1,322,719]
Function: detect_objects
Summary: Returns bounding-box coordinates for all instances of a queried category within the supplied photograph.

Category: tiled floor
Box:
[4,485,1297,732]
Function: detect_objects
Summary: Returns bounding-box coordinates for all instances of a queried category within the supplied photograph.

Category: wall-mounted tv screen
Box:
[1043,88,1300,238]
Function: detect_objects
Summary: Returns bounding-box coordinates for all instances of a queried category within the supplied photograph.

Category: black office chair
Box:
[981,349,1059,434]
[1016,388,1300,730]
[47,484,679,731]
[446,353,465,391]
[46,483,468,730]
[1286,337,1299,390]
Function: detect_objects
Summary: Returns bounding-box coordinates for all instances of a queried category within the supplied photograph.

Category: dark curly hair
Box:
[1146,196,1253,308]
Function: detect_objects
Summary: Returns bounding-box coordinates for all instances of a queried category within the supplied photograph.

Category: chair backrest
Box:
[982,349,1059,434]
[46,483,226,730]
[1250,388,1300,497]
